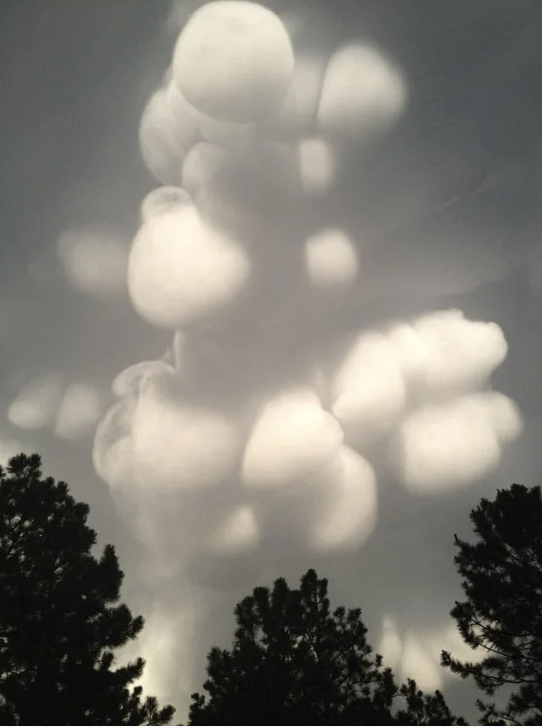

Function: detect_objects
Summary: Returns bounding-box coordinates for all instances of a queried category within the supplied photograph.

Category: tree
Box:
[189,569,465,725]
[441,484,542,726]
[0,452,175,726]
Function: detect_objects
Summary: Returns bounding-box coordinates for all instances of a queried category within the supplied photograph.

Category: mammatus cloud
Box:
[94,306,518,562]
[303,446,378,554]
[57,228,129,299]
[6,0,517,713]
[305,228,359,288]
[139,82,202,186]
[54,383,103,442]
[8,374,65,431]
[317,43,407,142]
[378,617,481,693]
[173,1,295,123]
[8,374,102,441]
[128,196,250,327]
[242,387,344,490]
[395,391,522,494]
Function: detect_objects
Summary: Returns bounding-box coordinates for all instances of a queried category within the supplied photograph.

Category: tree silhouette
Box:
[442,484,542,725]
[189,568,465,725]
[0,452,175,726]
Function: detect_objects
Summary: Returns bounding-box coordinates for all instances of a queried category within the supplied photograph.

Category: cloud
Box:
[57,228,129,298]
[130,379,240,492]
[96,368,241,495]
[260,53,328,140]
[141,186,192,222]
[139,81,202,185]
[199,115,256,151]
[317,43,408,142]
[297,137,339,196]
[395,392,522,494]
[186,504,263,590]
[93,0,523,602]
[8,374,65,431]
[304,446,378,554]
[378,618,482,693]
[242,387,343,490]
[172,1,295,123]
[193,140,302,244]
[411,310,508,397]
[127,194,250,328]
[92,399,136,486]
[182,143,229,197]
[331,332,406,446]
[111,360,177,398]
[63,1,531,716]
[54,383,102,441]
[304,228,359,288]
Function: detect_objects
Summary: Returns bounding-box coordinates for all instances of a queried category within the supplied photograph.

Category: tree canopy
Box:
[189,568,466,725]
[6,451,542,725]
[0,452,175,726]
[442,483,542,726]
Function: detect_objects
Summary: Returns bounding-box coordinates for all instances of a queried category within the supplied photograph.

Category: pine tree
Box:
[189,568,465,725]
[0,452,175,726]
[442,484,542,725]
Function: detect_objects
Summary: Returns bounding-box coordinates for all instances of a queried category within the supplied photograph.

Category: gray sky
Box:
[2,0,542,722]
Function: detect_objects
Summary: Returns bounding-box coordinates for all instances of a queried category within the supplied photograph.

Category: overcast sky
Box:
[2,0,542,722]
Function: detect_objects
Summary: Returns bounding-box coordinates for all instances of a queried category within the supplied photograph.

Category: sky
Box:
[2,0,542,722]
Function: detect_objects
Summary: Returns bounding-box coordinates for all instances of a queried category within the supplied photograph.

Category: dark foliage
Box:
[0,453,175,725]
[189,568,465,725]
[442,484,542,725]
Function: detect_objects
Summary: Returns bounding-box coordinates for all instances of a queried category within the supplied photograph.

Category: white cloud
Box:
[57,228,129,298]
[182,143,229,196]
[242,387,343,490]
[298,137,339,195]
[317,43,407,142]
[8,374,65,430]
[186,504,263,590]
[54,382,102,441]
[92,399,136,484]
[206,505,260,556]
[305,227,359,288]
[199,115,256,152]
[304,446,378,554]
[130,377,241,493]
[172,1,295,123]
[127,197,250,328]
[111,360,177,398]
[139,81,202,185]
[395,392,522,493]
[332,332,406,446]
[81,3,527,713]
[140,186,192,222]
[261,54,327,139]
[413,310,508,396]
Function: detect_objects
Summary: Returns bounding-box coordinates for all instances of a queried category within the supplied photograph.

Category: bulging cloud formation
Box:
[83,0,529,705]
[91,0,523,589]
[172,1,295,123]
[317,44,407,142]
[128,193,250,328]
[94,305,519,583]
[9,374,101,442]
[395,391,522,494]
